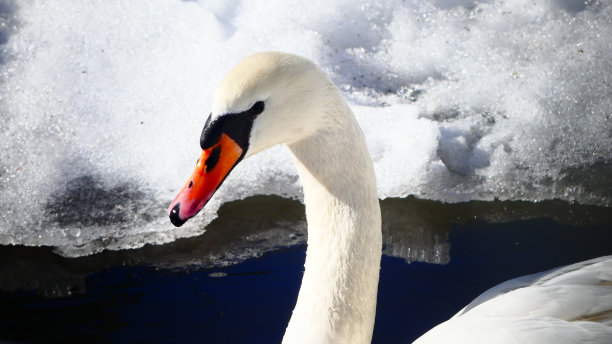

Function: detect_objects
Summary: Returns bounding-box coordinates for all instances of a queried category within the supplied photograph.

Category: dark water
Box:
[0,197,611,343]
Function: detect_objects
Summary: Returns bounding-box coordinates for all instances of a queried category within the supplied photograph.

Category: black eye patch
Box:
[200,101,265,150]
[204,113,212,129]
[200,117,224,149]
[249,101,265,116]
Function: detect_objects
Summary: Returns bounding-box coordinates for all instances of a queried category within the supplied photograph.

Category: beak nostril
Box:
[205,146,222,172]
[188,180,193,188]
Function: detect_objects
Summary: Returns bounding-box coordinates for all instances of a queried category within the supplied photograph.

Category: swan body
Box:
[417,255,612,343]
[168,51,612,343]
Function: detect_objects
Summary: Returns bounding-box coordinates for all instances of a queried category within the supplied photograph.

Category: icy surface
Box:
[0,0,610,256]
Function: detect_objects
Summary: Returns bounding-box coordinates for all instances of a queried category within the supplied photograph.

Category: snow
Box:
[0,0,610,256]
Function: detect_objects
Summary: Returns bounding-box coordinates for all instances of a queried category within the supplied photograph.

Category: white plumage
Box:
[416,256,612,343]
[204,52,612,343]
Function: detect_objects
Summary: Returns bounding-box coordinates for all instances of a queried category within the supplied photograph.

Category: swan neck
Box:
[283,102,382,344]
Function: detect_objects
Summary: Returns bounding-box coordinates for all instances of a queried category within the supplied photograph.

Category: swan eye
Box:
[249,101,265,116]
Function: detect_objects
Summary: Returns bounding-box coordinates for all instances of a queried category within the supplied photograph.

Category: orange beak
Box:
[168,133,244,227]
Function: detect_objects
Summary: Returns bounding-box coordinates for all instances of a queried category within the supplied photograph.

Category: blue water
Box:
[1,210,611,343]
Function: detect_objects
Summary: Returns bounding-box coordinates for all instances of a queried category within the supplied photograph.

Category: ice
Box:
[0,0,610,256]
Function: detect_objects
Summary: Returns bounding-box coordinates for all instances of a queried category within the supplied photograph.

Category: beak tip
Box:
[169,203,187,227]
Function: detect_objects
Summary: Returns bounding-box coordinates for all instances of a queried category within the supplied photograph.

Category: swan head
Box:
[169,52,334,226]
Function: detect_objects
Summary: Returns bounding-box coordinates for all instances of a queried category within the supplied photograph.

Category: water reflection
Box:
[0,196,610,297]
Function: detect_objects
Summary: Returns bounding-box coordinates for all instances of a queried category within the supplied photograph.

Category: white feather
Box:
[416,256,612,343]
[211,52,612,344]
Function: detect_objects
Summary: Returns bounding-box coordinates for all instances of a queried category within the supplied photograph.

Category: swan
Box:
[167,52,612,343]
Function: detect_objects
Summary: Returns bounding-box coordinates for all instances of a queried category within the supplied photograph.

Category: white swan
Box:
[416,255,612,343]
[168,52,612,343]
